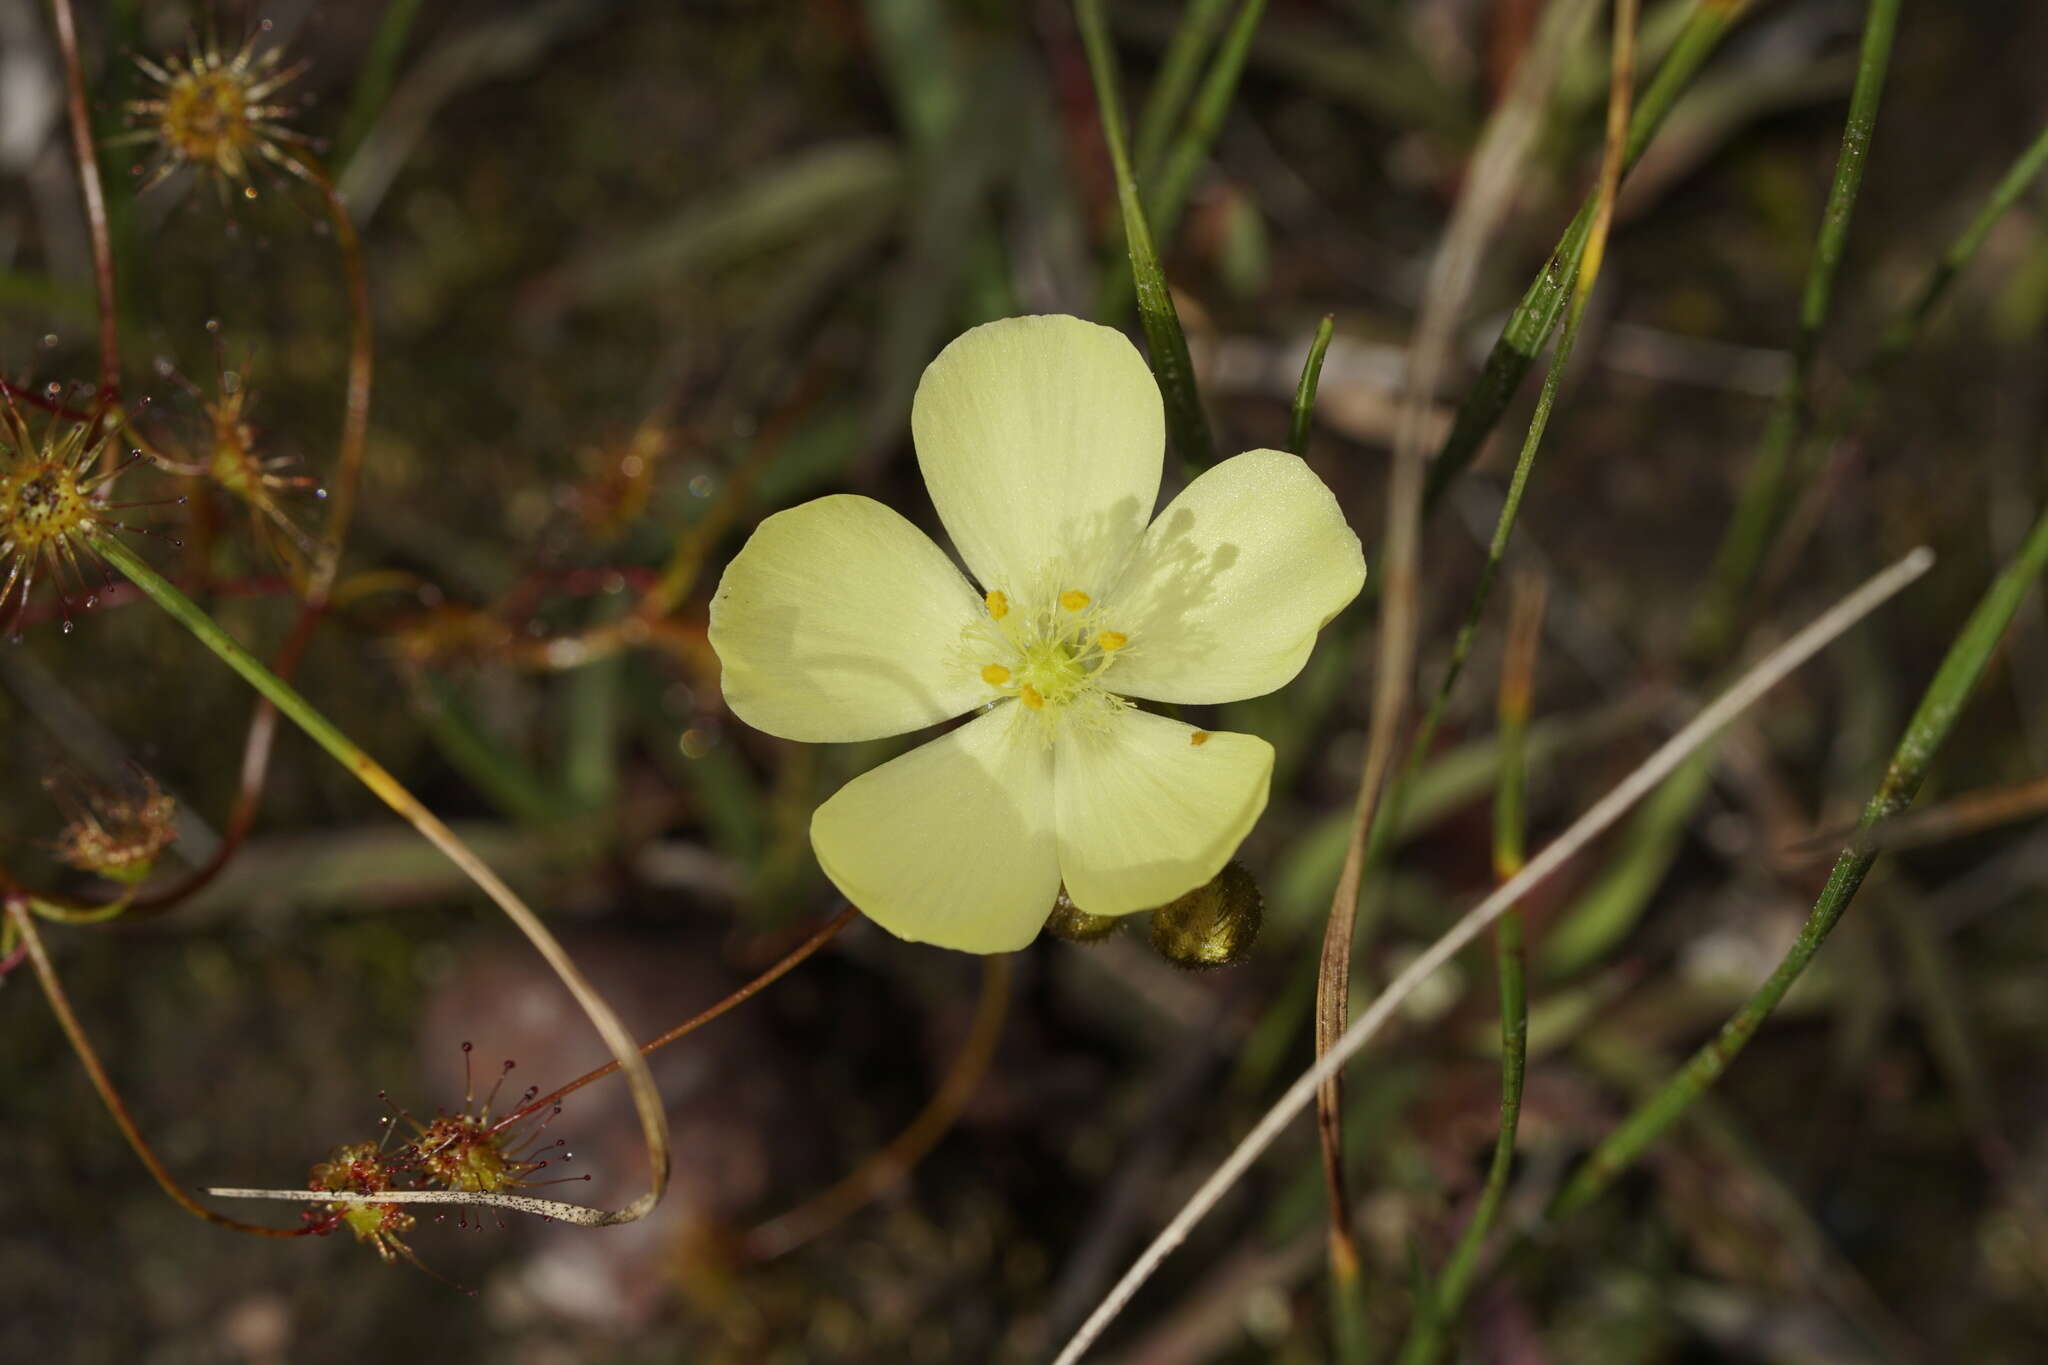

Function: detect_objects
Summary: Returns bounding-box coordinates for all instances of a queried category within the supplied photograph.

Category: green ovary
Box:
[968,584,1130,718]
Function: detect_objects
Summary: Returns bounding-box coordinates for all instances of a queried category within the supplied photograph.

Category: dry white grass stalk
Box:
[206,1185,636,1227]
[1053,546,1934,1365]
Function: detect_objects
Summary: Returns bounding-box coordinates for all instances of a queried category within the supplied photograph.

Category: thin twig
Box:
[46,0,120,412]
[1780,773,2048,864]
[495,904,861,1128]
[1049,547,1933,1365]
[279,157,374,603]
[1357,0,1639,985]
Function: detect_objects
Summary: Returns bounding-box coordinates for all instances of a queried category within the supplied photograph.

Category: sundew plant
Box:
[3,2,2047,1360]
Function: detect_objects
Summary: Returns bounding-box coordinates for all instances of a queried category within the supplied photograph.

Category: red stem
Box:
[494,905,861,1131]
[0,377,96,423]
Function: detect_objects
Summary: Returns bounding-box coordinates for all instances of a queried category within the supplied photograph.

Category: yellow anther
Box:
[1189,731,1210,746]
[1096,630,1128,651]
[981,663,1012,686]
[985,589,1009,620]
[1019,685,1045,711]
[1059,589,1091,612]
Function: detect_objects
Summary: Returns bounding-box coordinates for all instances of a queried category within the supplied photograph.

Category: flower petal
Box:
[1102,449,1365,704]
[913,315,1163,602]
[708,494,987,742]
[1055,708,1272,917]
[812,705,1060,953]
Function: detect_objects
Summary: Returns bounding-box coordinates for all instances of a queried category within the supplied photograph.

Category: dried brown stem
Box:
[1781,773,2048,864]
[1312,0,1601,1284]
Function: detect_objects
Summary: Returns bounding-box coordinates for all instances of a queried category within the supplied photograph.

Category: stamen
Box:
[985,589,1009,620]
[1059,589,1091,612]
[1097,631,1128,651]
[981,663,1011,685]
[1189,731,1210,746]
[1019,685,1045,711]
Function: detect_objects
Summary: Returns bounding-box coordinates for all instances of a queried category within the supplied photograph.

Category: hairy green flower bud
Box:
[1148,861,1262,969]
[1043,885,1121,942]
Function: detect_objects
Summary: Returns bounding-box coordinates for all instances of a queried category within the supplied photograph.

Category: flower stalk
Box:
[90,530,672,1227]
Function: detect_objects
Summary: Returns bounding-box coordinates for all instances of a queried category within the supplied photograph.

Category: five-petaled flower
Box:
[708,315,1364,953]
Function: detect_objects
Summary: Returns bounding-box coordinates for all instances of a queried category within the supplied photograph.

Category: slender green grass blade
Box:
[337,0,426,168]
[1146,0,1268,245]
[1541,0,1905,979]
[1877,117,2048,365]
[1421,0,1752,512]
[412,675,577,828]
[1075,0,1214,467]
[863,0,963,150]
[1133,0,1234,179]
[1553,499,2048,1217]
[1289,315,1336,456]
[1399,581,1544,1365]
[1688,0,1902,661]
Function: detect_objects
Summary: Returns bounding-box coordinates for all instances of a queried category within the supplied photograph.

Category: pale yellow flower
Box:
[708,315,1365,953]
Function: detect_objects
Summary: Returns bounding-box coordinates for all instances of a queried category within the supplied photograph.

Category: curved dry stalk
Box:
[204,1184,634,1224]
[94,534,671,1227]
[1049,547,1933,1365]
[5,898,308,1237]
[277,156,374,603]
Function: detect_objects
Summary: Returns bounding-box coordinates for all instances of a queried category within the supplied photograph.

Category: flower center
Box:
[1,461,95,551]
[164,69,256,164]
[966,585,1131,728]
